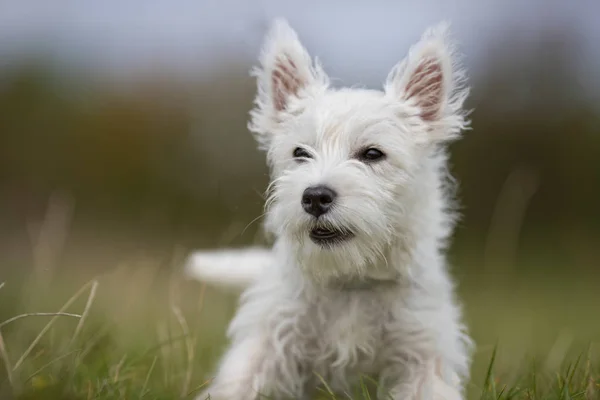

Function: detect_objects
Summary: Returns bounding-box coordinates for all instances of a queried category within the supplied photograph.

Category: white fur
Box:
[194,18,473,400]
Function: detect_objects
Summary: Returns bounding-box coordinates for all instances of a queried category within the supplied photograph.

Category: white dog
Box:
[189,18,473,400]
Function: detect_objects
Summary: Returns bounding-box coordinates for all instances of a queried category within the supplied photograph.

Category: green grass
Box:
[0,263,598,400]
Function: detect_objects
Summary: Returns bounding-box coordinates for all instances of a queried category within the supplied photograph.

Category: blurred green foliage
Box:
[0,33,598,277]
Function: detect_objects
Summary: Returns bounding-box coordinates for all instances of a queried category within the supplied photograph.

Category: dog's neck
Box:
[325,275,401,291]
[274,233,410,291]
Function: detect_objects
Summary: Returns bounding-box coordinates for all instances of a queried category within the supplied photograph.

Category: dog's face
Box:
[249,20,469,281]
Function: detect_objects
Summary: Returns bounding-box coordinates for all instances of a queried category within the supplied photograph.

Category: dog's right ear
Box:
[384,22,469,143]
[249,19,327,150]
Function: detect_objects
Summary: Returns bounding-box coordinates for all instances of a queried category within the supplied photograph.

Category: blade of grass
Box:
[314,371,337,399]
[506,386,527,400]
[139,355,157,399]
[359,375,372,400]
[496,384,507,399]
[0,312,81,329]
[531,357,538,399]
[24,349,79,384]
[482,344,499,399]
[185,379,212,398]
[113,354,128,383]
[13,279,97,371]
[68,280,98,349]
[0,329,14,389]
[172,304,196,398]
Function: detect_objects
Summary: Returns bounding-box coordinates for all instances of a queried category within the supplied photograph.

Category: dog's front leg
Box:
[198,331,307,400]
[377,357,464,400]
[377,313,469,400]
[197,333,273,400]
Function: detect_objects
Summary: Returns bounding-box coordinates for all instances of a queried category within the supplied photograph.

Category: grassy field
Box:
[0,258,598,400]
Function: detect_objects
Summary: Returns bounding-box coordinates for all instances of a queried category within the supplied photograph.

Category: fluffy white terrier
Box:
[189,18,473,400]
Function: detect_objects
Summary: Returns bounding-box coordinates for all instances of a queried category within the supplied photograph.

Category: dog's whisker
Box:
[240,213,267,237]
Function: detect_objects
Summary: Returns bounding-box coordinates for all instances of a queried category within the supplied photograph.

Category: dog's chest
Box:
[303,291,389,383]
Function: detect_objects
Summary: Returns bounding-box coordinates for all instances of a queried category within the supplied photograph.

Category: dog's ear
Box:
[385,22,469,141]
[249,19,327,150]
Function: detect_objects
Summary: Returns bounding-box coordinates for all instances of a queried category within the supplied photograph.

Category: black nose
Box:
[301,185,337,218]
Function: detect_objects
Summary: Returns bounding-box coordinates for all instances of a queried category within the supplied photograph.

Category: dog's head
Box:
[250,19,469,282]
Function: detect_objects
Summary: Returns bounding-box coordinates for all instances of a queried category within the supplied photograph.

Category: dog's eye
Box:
[293,147,312,160]
[359,148,385,162]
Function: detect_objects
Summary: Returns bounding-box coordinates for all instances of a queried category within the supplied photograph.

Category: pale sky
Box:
[0,0,598,91]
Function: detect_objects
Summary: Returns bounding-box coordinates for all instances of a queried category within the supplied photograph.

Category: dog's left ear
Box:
[385,22,469,142]
[249,19,328,150]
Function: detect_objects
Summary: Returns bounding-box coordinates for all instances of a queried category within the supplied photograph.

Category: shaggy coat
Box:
[195,18,473,400]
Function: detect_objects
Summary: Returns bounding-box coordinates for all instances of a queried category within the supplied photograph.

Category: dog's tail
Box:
[183,246,272,289]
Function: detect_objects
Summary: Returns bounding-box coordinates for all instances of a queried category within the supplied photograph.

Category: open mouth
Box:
[309,227,354,246]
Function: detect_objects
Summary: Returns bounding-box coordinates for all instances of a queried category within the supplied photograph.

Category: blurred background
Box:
[0,0,599,397]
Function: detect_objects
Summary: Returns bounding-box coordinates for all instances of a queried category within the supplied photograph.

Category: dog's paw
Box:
[431,375,463,400]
